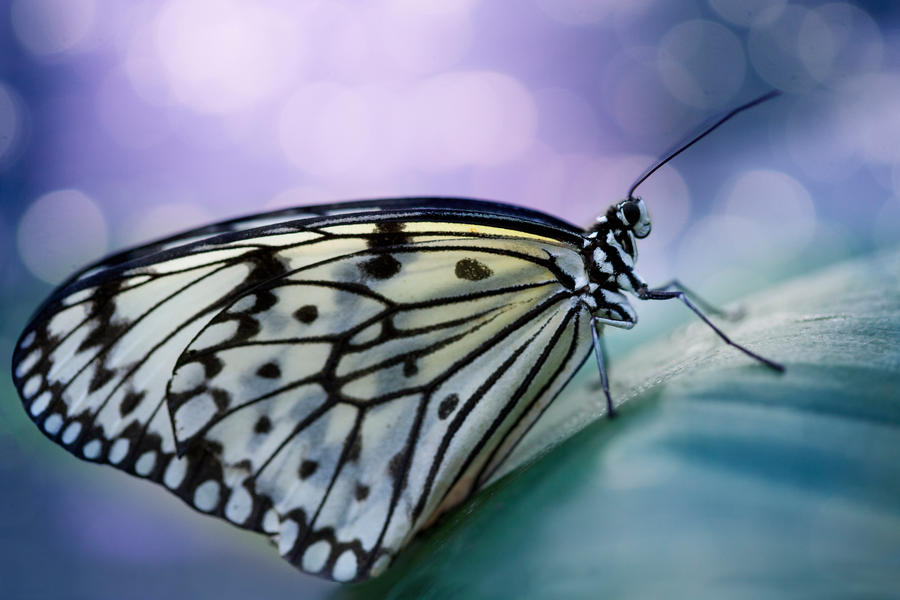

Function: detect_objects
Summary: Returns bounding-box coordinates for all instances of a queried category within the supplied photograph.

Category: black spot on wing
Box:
[177,352,223,379]
[387,451,405,480]
[403,357,418,377]
[455,258,492,281]
[354,483,370,501]
[359,254,401,280]
[203,354,225,378]
[368,222,409,248]
[245,289,280,314]
[254,416,272,434]
[437,394,459,420]
[204,439,224,458]
[299,459,318,480]
[294,304,318,324]
[231,312,262,343]
[88,365,115,393]
[207,289,279,348]
[256,362,281,379]
[76,280,128,352]
[119,390,145,417]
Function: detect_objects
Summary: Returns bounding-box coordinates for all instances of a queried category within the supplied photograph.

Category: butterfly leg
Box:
[636,285,784,372]
[590,318,616,419]
[651,279,744,320]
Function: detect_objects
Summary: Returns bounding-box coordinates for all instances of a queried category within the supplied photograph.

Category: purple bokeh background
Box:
[1,2,899,599]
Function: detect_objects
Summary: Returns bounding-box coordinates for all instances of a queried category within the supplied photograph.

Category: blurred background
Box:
[1,1,898,598]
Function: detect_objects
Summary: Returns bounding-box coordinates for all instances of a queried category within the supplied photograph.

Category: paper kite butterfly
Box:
[10,93,783,582]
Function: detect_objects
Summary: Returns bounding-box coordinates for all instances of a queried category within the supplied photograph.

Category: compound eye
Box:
[621,201,641,226]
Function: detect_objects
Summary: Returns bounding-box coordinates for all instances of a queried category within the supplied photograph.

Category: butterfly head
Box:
[607,197,651,239]
[584,196,652,296]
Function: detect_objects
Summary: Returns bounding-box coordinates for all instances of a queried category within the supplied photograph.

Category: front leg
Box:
[590,320,615,419]
[587,290,639,419]
[636,284,784,372]
[650,279,744,321]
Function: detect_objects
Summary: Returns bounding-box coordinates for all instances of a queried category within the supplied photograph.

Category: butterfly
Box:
[10,93,783,582]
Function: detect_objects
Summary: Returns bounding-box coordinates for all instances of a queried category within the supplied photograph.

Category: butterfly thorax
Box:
[577,198,652,329]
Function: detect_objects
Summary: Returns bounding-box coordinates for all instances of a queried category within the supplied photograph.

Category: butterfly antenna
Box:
[626,90,782,200]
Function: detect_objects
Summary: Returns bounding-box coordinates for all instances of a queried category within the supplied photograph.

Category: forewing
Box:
[65,197,580,287]
[166,220,593,580]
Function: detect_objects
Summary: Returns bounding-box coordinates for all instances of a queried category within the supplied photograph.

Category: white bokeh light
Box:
[783,91,861,183]
[373,0,474,74]
[719,169,816,255]
[747,2,884,92]
[607,47,693,140]
[10,0,96,56]
[154,0,307,114]
[676,214,770,284]
[405,71,537,171]
[707,0,787,27]
[343,84,418,180]
[794,10,837,87]
[124,23,178,107]
[278,83,376,177]
[381,0,479,18]
[748,4,833,93]
[840,73,900,165]
[300,3,371,83]
[0,82,25,166]
[17,190,109,284]
[658,19,746,109]
[678,170,815,284]
[800,3,883,87]
[471,145,572,214]
[280,72,537,178]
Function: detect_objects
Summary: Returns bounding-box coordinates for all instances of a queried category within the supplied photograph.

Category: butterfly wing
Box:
[61,197,578,288]
[11,200,591,581]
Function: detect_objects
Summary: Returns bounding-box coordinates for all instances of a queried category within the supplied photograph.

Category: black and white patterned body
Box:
[9,195,732,582]
[579,197,652,329]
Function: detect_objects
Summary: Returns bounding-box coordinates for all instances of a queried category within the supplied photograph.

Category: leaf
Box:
[340,248,900,599]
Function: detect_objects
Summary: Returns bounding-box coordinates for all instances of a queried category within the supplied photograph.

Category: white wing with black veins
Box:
[11,200,592,582]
